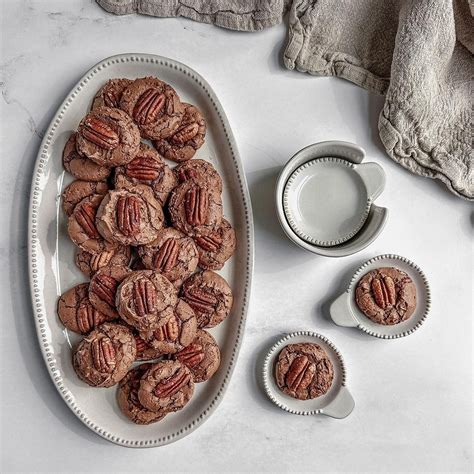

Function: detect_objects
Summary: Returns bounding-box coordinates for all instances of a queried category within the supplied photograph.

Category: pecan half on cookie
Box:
[137,227,199,288]
[96,185,164,246]
[76,106,140,167]
[91,78,133,110]
[57,283,114,335]
[73,322,136,388]
[153,103,206,162]
[119,77,185,140]
[138,360,194,413]
[89,264,131,319]
[194,218,236,271]
[62,180,108,217]
[62,132,111,182]
[117,363,168,424]
[181,270,233,328]
[133,331,164,361]
[75,246,131,278]
[355,267,417,325]
[174,159,223,193]
[139,299,197,355]
[275,343,334,400]
[174,329,220,383]
[67,194,118,254]
[116,270,178,332]
[114,143,177,206]
[168,181,223,237]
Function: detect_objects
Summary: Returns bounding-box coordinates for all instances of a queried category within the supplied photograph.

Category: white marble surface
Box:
[1,1,472,472]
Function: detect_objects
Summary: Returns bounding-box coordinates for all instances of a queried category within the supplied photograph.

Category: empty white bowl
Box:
[276,141,388,257]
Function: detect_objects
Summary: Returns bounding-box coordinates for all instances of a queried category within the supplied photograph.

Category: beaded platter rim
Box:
[345,254,431,339]
[27,53,254,448]
[262,331,348,416]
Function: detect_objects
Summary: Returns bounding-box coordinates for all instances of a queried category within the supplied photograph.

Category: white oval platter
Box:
[28,53,254,447]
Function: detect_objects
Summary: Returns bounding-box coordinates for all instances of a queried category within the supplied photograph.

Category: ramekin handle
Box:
[330,292,358,327]
[320,386,355,419]
[356,162,386,201]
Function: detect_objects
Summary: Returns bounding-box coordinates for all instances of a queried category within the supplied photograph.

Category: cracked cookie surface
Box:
[73,322,136,388]
[275,343,334,400]
[355,267,417,325]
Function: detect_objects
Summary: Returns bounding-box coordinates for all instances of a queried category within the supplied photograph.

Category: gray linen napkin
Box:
[98,0,474,200]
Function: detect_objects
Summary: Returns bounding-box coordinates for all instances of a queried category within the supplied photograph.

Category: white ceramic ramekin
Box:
[276,141,388,257]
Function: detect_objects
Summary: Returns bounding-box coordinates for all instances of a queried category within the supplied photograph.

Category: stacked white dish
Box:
[276,141,388,257]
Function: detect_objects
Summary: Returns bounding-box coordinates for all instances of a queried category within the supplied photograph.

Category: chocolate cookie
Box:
[114,143,177,206]
[355,267,417,325]
[119,77,185,140]
[62,180,108,216]
[168,181,223,236]
[175,329,220,383]
[76,106,140,167]
[134,332,164,361]
[137,227,199,288]
[275,343,334,400]
[96,185,164,246]
[181,270,233,328]
[117,363,167,424]
[89,264,131,318]
[139,299,197,355]
[174,159,223,193]
[57,283,114,334]
[194,218,236,270]
[73,322,136,388]
[138,360,194,413]
[62,133,111,181]
[67,194,118,254]
[116,270,177,332]
[91,78,133,110]
[75,246,131,278]
[153,103,206,162]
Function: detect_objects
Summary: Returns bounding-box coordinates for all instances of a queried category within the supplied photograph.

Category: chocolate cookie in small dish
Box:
[194,218,236,270]
[275,343,334,401]
[75,246,131,278]
[117,363,168,424]
[115,270,177,332]
[76,106,140,167]
[175,329,220,383]
[88,264,131,319]
[114,143,177,206]
[138,299,197,355]
[355,267,416,325]
[168,181,223,237]
[181,270,233,328]
[137,227,199,288]
[91,78,133,110]
[62,180,108,217]
[96,185,164,246]
[119,77,185,140]
[57,283,114,335]
[153,103,206,162]
[174,159,223,193]
[73,322,136,388]
[67,194,117,254]
[62,132,111,182]
[138,360,194,413]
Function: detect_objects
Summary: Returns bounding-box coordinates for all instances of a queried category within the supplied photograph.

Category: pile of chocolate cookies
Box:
[57,76,236,424]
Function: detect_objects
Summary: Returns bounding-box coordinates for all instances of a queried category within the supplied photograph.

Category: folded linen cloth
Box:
[98,0,474,200]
